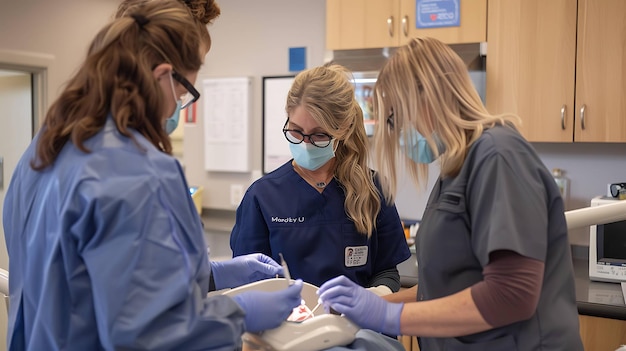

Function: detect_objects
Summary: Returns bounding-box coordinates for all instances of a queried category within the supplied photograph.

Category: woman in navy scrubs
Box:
[230,63,411,294]
[317,37,584,351]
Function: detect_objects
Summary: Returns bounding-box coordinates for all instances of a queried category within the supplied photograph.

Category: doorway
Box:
[0,58,47,351]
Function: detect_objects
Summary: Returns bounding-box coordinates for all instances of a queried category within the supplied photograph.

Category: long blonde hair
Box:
[286,63,381,237]
[373,37,521,203]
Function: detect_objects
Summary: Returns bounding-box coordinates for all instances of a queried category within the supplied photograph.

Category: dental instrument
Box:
[278,253,292,284]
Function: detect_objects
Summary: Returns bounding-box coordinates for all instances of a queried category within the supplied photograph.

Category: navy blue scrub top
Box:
[230,161,411,288]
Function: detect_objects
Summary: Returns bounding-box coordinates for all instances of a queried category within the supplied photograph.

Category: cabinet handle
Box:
[580,104,586,130]
[387,16,394,38]
[402,15,409,37]
[560,105,566,130]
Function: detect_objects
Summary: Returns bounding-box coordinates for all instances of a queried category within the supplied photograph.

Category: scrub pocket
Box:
[444,334,517,351]
[436,192,466,214]
[342,223,368,268]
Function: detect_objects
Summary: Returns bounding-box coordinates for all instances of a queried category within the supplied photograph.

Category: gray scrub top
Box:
[416,126,583,351]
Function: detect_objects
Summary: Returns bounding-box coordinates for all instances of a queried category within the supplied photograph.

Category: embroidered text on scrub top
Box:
[271,216,305,223]
[345,246,368,267]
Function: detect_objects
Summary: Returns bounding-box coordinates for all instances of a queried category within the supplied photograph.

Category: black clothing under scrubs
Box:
[416,126,583,351]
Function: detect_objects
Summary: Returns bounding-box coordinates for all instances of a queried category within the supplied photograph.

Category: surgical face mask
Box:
[164,74,182,135]
[289,140,336,171]
[399,128,442,164]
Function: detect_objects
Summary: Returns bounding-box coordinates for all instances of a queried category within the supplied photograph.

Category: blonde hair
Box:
[33,0,203,170]
[286,63,381,237]
[373,37,521,203]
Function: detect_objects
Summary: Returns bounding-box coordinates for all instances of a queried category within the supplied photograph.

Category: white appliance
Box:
[571,196,626,283]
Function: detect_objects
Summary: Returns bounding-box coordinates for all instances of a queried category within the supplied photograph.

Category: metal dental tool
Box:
[279,253,292,285]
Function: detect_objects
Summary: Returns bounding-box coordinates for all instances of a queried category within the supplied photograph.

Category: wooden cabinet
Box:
[326,0,487,50]
[397,315,626,351]
[579,315,626,350]
[398,0,486,45]
[486,0,626,142]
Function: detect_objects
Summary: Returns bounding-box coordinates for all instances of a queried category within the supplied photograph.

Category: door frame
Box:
[0,49,51,351]
[0,49,54,133]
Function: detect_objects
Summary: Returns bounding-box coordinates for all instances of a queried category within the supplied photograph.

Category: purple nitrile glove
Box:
[210,253,283,290]
[233,279,303,333]
[318,275,404,336]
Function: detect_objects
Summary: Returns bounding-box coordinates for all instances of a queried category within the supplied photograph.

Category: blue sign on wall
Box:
[416,0,460,29]
[289,47,306,72]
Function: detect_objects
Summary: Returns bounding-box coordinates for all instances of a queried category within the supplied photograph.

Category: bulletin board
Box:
[262,76,295,174]
[203,77,252,172]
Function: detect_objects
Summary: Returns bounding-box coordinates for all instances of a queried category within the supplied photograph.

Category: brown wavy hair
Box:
[32,0,210,170]
[115,0,221,50]
[286,63,381,237]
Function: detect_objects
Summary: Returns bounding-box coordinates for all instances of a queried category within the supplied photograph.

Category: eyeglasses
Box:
[387,110,395,130]
[282,119,333,148]
[172,70,200,109]
[610,183,626,198]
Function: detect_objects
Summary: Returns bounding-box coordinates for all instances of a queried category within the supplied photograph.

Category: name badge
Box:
[345,246,368,267]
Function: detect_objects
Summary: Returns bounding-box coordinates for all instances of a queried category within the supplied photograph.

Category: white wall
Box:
[0,0,118,109]
[0,0,624,247]
[183,0,328,210]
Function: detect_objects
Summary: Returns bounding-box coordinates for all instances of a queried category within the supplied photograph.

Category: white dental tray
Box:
[221,278,359,351]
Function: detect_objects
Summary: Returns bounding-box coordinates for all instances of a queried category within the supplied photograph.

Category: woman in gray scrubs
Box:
[317,37,583,351]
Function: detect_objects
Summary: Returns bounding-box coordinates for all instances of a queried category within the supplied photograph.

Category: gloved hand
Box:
[232,279,303,333]
[366,285,393,296]
[318,275,404,336]
[211,253,283,290]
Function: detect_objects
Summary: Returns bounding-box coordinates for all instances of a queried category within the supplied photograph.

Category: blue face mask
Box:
[289,141,335,171]
[165,100,182,135]
[399,128,442,164]
[165,74,182,135]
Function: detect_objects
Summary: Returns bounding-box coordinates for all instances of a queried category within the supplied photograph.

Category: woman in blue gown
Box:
[2,2,303,350]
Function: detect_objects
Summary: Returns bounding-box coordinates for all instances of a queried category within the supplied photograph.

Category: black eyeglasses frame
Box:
[171,70,200,109]
[387,110,395,130]
[282,119,333,148]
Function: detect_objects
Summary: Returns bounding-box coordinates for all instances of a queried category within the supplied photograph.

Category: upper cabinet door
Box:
[326,0,486,50]
[574,0,626,142]
[398,0,487,44]
[326,0,400,50]
[486,0,577,142]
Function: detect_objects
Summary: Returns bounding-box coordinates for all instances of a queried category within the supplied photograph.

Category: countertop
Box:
[398,255,626,321]
[573,258,626,320]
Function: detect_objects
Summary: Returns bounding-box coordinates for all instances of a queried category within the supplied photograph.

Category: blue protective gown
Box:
[230,161,411,288]
[2,118,245,351]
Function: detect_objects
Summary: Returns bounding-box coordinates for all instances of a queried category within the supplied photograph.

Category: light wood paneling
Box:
[326,0,487,50]
[487,0,626,143]
[399,0,486,45]
[579,315,626,350]
[486,0,577,142]
[574,0,626,142]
